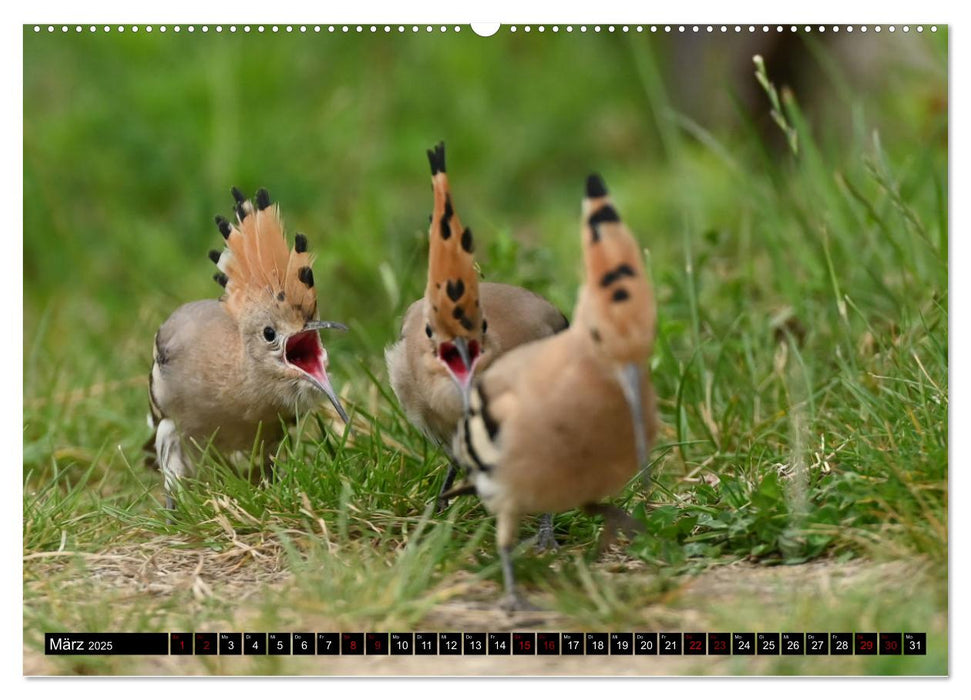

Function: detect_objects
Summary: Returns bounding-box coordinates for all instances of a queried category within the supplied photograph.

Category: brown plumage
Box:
[146,188,349,508]
[453,173,659,610]
[391,282,569,446]
[385,142,569,516]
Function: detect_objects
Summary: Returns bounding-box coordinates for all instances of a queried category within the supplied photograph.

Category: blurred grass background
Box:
[23,25,947,675]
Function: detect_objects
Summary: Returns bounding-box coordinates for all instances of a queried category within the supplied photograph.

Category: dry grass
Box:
[24,536,946,676]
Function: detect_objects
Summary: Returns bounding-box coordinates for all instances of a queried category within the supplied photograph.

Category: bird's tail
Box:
[143,330,166,470]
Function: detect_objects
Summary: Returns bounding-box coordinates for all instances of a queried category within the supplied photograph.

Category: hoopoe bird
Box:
[385,142,569,523]
[145,187,349,508]
[452,174,659,610]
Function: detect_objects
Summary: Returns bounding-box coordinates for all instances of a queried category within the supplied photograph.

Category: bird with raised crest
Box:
[145,187,350,509]
[450,173,659,610]
[385,143,569,543]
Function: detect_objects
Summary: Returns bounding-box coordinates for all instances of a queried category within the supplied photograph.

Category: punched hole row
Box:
[31,25,939,35]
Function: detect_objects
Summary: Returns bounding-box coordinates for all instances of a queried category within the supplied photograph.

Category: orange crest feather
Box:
[213,189,318,323]
[579,175,655,362]
[424,143,482,338]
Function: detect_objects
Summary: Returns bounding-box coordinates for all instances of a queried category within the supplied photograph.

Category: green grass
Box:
[23,26,947,675]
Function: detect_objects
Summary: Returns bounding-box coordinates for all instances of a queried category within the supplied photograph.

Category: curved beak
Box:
[311,372,350,425]
[286,320,350,424]
[446,336,475,411]
[303,320,349,333]
[616,362,648,468]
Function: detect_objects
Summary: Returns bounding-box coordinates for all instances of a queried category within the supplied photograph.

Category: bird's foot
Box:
[500,592,542,613]
[163,494,176,525]
[437,482,476,513]
[435,461,460,514]
[435,495,450,514]
[583,503,645,556]
[605,507,645,540]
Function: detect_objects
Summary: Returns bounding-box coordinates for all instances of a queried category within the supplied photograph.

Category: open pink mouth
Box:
[439,339,480,385]
[286,330,327,383]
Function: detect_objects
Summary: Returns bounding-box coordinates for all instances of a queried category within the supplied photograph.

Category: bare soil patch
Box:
[24,542,944,676]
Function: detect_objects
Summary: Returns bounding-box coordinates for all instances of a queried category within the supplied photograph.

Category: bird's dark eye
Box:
[482,320,488,334]
[263,326,277,342]
[425,324,433,338]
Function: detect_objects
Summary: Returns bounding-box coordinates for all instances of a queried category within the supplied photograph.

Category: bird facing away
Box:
[452,174,659,610]
[145,188,349,508]
[385,142,569,514]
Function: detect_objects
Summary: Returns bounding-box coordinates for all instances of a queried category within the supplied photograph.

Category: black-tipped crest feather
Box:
[427,141,446,175]
[216,192,319,323]
[586,174,608,198]
[255,188,271,210]
[215,215,232,239]
[298,266,315,288]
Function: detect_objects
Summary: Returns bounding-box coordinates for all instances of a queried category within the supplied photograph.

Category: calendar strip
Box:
[44,632,927,656]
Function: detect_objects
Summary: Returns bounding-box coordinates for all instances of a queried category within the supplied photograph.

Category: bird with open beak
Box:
[145,188,349,508]
[386,143,569,528]
[452,173,659,610]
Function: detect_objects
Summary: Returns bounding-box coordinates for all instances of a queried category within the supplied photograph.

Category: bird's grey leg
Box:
[498,544,521,610]
[260,452,277,485]
[534,513,559,552]
[498,549,541,612]
[496,512,540,612]
[639,466,653,493]
[435,460,462,513]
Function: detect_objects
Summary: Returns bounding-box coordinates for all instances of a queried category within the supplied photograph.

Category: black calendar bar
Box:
[268,633,291,655]
[293,633,315,655]
[170,632,192,655]
[561,633,584,655]
[488,632,511,655]
[807,632,828,655]
[45,633,169,655]
[610,633,633,655]
[684,632,705,655]
[341,633,364,655]
[195,633,217,656]
[513,632,536,655]
[244,632,266,655]
[44,631,928,655]
[708,632,731,655]
[415,632,437,655]
[537,632,560,655]
[391,633,414,655]
[366,632,389,655]
[219,633,241,655]
[463,632,486,655]
[904,633,926,655]
[317,632,339,655]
